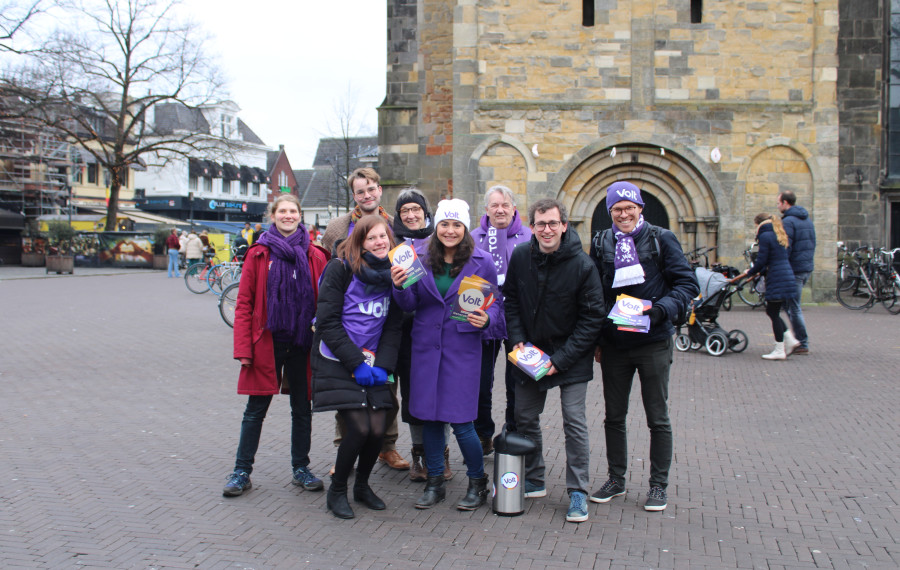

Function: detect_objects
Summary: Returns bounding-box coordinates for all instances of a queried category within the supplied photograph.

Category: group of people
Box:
[164,228,216,278]
[730,191,816,360]
[218,167,813,523]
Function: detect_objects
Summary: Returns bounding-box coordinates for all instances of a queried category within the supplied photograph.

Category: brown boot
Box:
[378,449,410,470]
[443,446,453,480]
[409,445,427,482]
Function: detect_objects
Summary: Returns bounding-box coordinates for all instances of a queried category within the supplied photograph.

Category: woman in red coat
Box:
[223,194,329,497]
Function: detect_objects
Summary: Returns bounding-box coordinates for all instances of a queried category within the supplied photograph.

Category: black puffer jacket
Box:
[591,223,699,349]
[781,206,816,273]
[504,230,605,391]
[311,260,402,412]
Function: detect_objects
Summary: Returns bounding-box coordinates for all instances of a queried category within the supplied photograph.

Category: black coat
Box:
[747,223,797,302]
[592,223,699,349]
[504,230,605,390]
[311,260,402,412]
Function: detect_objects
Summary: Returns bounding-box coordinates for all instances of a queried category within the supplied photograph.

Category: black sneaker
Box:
[223,471,252,497]
[589,478,625,503]
[292,466,324,491]
[644,486,667,511]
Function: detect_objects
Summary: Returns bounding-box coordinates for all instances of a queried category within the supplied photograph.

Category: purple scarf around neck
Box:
[256,224,315,347]
[612,215,646,288]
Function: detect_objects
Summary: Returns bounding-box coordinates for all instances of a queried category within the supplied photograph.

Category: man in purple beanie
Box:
[589,181,698,513]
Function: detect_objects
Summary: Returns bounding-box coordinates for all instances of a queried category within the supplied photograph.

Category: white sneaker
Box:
[783,331,800,355]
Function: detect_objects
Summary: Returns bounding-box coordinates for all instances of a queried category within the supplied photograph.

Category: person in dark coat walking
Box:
[731,213,799,360]
[777,191,816,354]
[590,182,699,513]
[391,199,500,512]
[224,194,329,498]
[312,216,403,519]
[504,198,605,523]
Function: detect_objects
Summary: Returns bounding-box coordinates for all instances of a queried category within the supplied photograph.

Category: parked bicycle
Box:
[836,247,900,313]
[219,281,239,327]
[183,251,221,294]
[734,245,765,308]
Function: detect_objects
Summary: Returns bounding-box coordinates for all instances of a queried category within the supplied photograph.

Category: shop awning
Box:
[254,167,269,184]
[222,162,240,181]
[0,208,25,230]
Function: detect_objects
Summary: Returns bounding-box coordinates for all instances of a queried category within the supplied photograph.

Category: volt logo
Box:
[358,297,390,318]
[459,290,485,312]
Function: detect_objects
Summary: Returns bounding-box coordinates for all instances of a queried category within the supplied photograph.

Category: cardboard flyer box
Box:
[508,343,553,381]
[388,242,427,289]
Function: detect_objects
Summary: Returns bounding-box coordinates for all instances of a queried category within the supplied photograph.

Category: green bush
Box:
[46,220,77,254]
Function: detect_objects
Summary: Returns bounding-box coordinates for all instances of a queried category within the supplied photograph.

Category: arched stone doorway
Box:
[555,143,719,258]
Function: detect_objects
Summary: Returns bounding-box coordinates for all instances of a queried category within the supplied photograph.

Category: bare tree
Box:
[1,0,227,231]
[318,85,376,214]
[0,0,44,54]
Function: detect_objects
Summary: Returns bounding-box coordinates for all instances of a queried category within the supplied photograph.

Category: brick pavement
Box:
[0,270,898,569]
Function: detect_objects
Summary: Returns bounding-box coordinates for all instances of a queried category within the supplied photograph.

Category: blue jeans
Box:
[233,343,312,474]
[783,271,810,348]
[422,420,484,479]
[600,337,673,490]
[167,248,180,277]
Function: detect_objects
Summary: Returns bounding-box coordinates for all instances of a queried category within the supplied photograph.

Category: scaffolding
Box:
[0,115,74,221]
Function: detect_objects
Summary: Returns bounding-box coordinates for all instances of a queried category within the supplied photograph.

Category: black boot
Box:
[326,477,355,519]
[415,475,446,509]
[456,475,490,511]
[353,472,386,511]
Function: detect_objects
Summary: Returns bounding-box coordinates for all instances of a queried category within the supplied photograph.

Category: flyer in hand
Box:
[388,243,427,289]
[608,294,652,333]
[449,274,498,321]
[508,343,553,381]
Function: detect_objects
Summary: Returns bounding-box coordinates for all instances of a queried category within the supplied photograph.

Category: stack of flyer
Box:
[449,274,499,321]
[608,294,652,333]
[508,343,553,381]
[388,243,427,289]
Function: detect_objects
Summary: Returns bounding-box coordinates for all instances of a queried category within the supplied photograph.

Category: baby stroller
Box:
[675,267,749,356]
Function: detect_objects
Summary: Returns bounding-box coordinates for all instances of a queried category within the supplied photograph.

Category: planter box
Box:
[21,252,45,267]
[153,254,169,270]
[46,255,75,274]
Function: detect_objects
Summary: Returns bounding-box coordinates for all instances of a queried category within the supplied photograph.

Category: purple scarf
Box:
[612,215,646,288]
[256,224,315,347]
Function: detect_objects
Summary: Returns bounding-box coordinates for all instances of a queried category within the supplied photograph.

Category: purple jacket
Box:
[470,211,531,340]
[392,247,501,423]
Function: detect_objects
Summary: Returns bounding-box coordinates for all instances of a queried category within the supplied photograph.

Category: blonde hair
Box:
[755,213,789,248]
[269,194,302,218]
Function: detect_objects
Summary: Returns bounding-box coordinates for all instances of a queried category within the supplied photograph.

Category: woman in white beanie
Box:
[390,198,501,512]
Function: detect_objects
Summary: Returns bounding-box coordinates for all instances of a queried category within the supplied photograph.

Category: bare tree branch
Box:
[0,0,44,54]
[1,0,233,230]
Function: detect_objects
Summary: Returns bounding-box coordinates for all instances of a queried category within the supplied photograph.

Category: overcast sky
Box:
[183,0,386,169]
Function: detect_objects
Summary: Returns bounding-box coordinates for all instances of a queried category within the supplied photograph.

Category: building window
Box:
[222,180,231,194]
[691,0,702,24]
[74,167,83,184]
[278,171,288,187]
[252,182,260,196]
[189,174,198,192]
[240,181,248,195]
[890,0,900,176]
[87,164,97,184]
[203,176,212,193]
[583,0,594,27]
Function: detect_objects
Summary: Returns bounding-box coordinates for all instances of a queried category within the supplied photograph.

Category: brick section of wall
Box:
[837,0,884,245]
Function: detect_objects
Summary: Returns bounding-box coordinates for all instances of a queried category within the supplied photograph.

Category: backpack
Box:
[590,225,689,327]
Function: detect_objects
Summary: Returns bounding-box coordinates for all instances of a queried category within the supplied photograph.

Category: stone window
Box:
[583,0,594,27]
[691,0,702,24]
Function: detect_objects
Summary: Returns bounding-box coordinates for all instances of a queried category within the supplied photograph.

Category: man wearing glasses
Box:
[589,181,698,513]
[321,167,394,256]
[503,198,605,523]
[469,185,532,455]
[321,168,410,471]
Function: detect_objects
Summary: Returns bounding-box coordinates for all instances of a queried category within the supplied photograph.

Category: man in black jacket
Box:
[504,198,605,523]
[589,182,699,513]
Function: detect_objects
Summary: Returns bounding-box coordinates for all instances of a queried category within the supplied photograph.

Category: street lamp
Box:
[188,191,194,233]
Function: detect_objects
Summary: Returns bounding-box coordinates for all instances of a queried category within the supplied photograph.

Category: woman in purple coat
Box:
[391,199,501,511]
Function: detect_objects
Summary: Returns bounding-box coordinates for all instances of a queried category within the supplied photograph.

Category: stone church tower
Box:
[380,0,840,299]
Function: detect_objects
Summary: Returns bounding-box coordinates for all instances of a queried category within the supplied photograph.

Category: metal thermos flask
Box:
[492,428,537,516]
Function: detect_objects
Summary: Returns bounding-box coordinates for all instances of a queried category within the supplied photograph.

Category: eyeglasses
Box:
[353,185,380,197]
[399,205,423,216]
[532,220,562,231]
[610,205,639,216]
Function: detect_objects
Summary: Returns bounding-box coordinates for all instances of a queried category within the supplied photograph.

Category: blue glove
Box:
[371,366,389,386]
[353,363,375,386]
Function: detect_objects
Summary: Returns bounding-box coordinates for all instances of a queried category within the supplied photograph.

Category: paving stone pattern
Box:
[0,270,898,569]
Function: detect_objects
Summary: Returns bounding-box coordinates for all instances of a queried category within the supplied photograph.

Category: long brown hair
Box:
[427,223,475,278]
[754,212,789,248]
[337,216,396,274]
